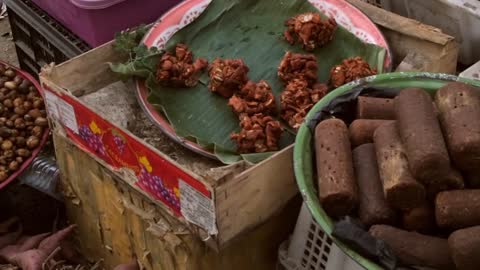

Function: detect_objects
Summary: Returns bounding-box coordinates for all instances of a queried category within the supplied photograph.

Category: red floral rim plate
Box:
[136,0,393,160]
[0,61,50,190]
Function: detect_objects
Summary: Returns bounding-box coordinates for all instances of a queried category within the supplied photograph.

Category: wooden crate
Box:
[350,0,459,73]
[54,132,300,269]
[39,2,459,269]
[41,40,299,254]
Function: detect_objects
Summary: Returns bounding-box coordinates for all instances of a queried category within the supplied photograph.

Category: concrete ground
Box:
[0,17,18,66]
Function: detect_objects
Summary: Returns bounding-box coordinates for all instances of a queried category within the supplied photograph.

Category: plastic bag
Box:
[332,217,422,270]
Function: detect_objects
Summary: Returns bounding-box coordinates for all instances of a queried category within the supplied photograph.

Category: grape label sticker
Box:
[179,179,218,235]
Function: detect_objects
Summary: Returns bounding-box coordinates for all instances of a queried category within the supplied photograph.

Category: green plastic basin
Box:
[294,72,480,270]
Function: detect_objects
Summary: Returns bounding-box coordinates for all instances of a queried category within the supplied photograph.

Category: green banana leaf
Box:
[144,0,386,164]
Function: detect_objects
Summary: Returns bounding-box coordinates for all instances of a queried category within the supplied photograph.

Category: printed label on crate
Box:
[42,85,217,233]
[44,91,79,134]
[57,100,79,134]
[179,179,218,235]
[45,91,60,119]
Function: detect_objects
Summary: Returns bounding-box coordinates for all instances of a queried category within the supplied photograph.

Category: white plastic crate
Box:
[459,60,480,80]
[360,0,480,65]
[277,203,364,270]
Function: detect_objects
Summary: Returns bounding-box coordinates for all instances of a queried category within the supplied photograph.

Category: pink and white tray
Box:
[136,0,392,159]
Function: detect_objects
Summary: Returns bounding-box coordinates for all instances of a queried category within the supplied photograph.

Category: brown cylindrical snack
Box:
[370,225,454,270]
[395,88,452,185]
[425,168,465,200]
[374,121,425,210]
[402,204,435,234]
[353,144,397,227]
[315,118,358,218]
[349,119,394,147]
[356,96,395,120]
[436,190,480,230]
[435,82,480,171]
[448,225,480,270]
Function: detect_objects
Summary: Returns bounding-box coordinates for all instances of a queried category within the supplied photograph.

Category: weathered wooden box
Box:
[39,2,459,269]
[53,133,300,269]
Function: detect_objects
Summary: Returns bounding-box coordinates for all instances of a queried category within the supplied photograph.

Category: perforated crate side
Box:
[278,203,363,270]
[14,44,41,76]
[5,0,90,75]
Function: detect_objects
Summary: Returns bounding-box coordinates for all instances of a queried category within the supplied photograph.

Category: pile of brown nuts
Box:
[0,65,47,182]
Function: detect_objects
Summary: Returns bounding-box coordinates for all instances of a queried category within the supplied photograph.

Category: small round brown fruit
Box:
[16,149,31,158]
[31,126,43,137]
[1,140,13,150]
[23,101,32,111]
[4,70,15,78]
[32,99,44,109]
[8,161,19,171]
[27,92,37,101]
[13,97,23,107]
[23,114,33,122]
[13,106,27,116]
[4,81,17,91]
[5,120,13,128]
[14,118,25,129]
[4,150,14,158]
[26,136,39,149]
[16,157,23,163]
[28,109,41,119]
[0,171,8,182]
[34,117,48,127]
[3,99,13,108]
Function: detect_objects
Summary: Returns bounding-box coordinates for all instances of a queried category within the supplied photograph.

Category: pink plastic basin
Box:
[31,0,183,47]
